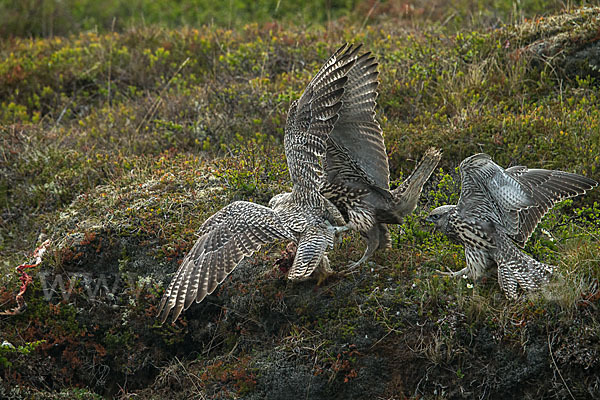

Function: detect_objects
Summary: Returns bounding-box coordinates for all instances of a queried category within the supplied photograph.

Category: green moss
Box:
[0,339,45,368]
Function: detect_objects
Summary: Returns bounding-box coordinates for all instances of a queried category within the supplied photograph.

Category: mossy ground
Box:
[1,3,600,399]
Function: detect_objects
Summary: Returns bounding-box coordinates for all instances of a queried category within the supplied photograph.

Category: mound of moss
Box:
[502,7,600,80]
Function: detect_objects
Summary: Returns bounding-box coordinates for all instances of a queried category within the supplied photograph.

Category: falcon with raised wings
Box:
[426,153,597,298]
[157,44,361,323]
[320,47,442,267]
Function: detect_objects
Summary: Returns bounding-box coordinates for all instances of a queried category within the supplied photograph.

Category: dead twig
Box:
[547,328,576,400]
[134,57,191,136]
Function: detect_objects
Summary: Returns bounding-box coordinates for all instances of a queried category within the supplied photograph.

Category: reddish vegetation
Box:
[1,240,50,316]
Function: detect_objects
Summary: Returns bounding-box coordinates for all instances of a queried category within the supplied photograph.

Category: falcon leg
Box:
[378,224,392,250]
[324,197,347,227]
[332,225,349,235]
[346,225,380,270]
[315,255,334,285]
[329,224,350,245]
[435,266,469,278]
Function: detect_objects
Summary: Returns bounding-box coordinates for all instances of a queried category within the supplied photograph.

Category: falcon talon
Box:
[332,225,350,235]
[434,269,463,278]
[339,267,360,277]
[344,262,363,272]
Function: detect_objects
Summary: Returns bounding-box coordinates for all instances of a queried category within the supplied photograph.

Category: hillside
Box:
[1,4,600,399]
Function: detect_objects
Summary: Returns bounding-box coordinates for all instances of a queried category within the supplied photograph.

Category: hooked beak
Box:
[423,214,438,233]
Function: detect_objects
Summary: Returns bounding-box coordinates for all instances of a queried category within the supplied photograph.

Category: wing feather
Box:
[458,154,597,246]
[505,167,597,246]
[326,50,390,189]
[284,44,361,204]
[457,153,533,235]
[158,201,295,323]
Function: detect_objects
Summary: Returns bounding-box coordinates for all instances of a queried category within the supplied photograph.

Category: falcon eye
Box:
[430,214,440,221]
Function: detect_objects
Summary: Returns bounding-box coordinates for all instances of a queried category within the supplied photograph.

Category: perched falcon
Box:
[426,153,597,298]
[157,44,363,323]
[319,47,442,267]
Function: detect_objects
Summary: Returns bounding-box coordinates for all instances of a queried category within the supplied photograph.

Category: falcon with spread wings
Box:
[426,153,597,298]
[157,44,361,323]
[320,47,441,267]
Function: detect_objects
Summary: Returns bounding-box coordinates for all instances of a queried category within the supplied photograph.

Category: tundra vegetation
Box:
[1,1,599,399]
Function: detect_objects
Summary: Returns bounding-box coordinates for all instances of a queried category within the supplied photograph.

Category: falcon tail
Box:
[287,225,335,280]
[494,234,555,299]
[391,147,442,217]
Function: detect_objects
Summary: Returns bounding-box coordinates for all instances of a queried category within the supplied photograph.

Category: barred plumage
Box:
[320,46,442,267]
[157,44,361,323]
[426,153,597,298]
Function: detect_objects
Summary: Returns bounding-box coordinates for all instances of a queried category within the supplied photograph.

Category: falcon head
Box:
[425,205,455,234]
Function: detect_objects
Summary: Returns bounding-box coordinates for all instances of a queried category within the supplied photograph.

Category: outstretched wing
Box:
[458,153,597,244]
[457,153,534,235]
[505,166,597,246]
[158,201,295,323]
[326,48,390,190]
[284,43,361,206]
